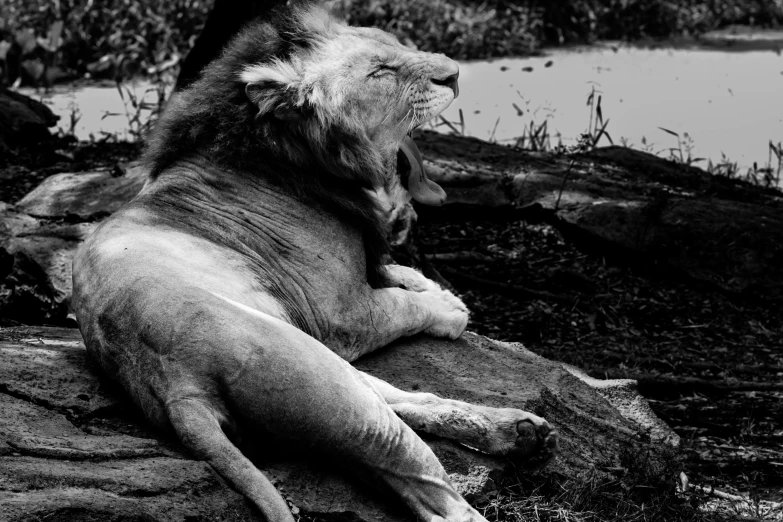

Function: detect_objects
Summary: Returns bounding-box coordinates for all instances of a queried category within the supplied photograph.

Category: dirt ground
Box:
[417,216,783,507]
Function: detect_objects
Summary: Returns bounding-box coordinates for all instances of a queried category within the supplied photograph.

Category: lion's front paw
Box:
[385,264,441,293]
[420,287,469,340]
[510,415,558,465]
[386,264,469,340]
[479,409,557,465]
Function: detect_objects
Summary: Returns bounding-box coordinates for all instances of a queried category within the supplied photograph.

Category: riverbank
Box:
[20,35,783,189]
[436,40,783,184]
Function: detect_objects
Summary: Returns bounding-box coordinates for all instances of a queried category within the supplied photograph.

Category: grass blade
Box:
[658,126,679,138]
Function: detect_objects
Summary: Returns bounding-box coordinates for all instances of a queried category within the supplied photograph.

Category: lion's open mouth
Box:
[398,135,447,206]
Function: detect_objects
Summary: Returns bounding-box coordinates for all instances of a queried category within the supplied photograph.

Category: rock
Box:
[0,202,38,238]
[1,458,259,522]
[16,163,148,220]
[418,133,783,300]
[0,246,70,325]
[0,326,678,521]
[0,326,121,413]
[0,204,98,324]
[0,393,162,460]
[0,163,148,324]
[356,332,679,477]
[0,87,58,151]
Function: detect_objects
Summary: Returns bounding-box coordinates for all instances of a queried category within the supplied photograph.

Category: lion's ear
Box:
[244,82,301,120]
[242,62,303,121]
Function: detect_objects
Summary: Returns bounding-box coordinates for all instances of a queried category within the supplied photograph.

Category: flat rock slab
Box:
[0,326,678,521]
[357,332,679,475]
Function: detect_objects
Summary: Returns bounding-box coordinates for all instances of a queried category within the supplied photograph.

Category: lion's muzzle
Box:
[431,68,459,98]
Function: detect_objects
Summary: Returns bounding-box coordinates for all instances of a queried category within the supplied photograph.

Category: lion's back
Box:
[72,201,285,364]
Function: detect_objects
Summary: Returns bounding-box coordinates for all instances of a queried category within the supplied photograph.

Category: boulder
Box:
[0,87,58,152]
[16,163,148,220]
[0,326,678,521]
[0,163,147,324]
[0,204,98,324]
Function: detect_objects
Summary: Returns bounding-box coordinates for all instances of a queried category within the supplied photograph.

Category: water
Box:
[24,80,170,142]
[442,42,783,171]
[25,36,783,172]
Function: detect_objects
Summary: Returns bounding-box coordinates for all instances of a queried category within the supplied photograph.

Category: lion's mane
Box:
[142,3,391,287]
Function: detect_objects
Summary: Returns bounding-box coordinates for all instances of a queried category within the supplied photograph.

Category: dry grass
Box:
[466,87,783,190]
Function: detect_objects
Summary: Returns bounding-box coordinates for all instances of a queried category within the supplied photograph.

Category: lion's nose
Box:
[431,67,460,98]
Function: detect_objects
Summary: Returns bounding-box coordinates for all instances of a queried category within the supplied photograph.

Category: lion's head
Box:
[142,3,459,286]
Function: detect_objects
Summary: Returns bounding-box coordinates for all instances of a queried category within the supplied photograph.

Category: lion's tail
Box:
[166,398,295,522]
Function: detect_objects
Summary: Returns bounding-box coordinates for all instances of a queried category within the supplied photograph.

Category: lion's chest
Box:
[139,189,370,336]
[201,206,377,350]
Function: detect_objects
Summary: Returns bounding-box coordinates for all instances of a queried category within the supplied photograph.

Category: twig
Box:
[677,361,783,374]
[595,372,783,395]
[690,483,783,510]
[426,252,495,264]
[599,352,783,374]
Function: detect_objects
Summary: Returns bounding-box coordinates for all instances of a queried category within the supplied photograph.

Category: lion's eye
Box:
[369,64,397,78]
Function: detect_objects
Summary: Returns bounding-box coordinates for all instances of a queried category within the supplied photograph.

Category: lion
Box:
[71,5,557,521]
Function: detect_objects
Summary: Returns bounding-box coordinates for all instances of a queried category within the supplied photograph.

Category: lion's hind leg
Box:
[214,300,487,522]
[361,373,558,464]
[166,398,296,522]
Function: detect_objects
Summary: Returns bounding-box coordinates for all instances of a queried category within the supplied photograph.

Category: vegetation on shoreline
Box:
[2,0,783,85]
[430,91,783,190]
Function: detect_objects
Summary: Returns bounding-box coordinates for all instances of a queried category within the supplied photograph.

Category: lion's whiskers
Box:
[395,109,413,133]
[409,106,421,134]
[379,108,397,127]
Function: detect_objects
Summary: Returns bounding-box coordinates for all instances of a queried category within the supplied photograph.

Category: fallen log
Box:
[415,132,783,302]
[595,372,783,398]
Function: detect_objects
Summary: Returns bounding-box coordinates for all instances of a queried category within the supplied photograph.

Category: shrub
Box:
[2,0,783,83]
[0,0,210,79]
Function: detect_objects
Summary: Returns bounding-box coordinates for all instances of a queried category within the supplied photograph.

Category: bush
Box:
[0,0,211,80]
[1,0,783,83]
[331,0,539,59]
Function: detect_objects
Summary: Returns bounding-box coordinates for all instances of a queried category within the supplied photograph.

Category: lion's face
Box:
[316,24,459,147]
[240,8,459,164]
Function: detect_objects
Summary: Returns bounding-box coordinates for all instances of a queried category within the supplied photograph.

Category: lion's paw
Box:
[509,415,558,465]
[420,287,469,340]
[475,408,558,465]
[424,307,469,340]
[385,264,441,293]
